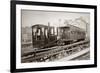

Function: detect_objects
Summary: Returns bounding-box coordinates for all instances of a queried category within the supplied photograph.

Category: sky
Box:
[21,10,90,30]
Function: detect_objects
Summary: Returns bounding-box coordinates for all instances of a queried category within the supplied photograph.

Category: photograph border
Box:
[10,0,97,72]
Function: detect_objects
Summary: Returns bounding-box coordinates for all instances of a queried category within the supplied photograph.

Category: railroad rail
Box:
[21,40,90,63]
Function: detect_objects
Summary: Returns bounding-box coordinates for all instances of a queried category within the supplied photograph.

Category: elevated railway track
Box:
[21,40,90,63]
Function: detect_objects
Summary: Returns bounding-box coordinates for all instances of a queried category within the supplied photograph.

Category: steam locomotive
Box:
[31,24,86,49]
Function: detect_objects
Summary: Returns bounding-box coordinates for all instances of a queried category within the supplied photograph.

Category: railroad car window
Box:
[54,27,57,35]
[51,28,53,35]
[41,27,44,35]
[37,29,41,36]
[57,28,60,35]
[45,29,48,38]
[33,28,37,35]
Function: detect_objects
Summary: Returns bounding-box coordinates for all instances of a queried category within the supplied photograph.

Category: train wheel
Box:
[57,40,64,46]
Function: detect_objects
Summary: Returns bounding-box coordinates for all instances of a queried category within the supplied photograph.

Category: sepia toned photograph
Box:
[21,10,90,63]
[11,1,97,72]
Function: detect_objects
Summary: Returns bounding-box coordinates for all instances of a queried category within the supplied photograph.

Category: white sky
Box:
[21,10,90,30]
